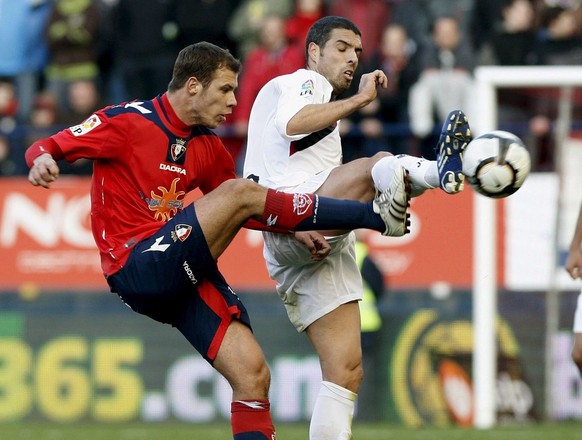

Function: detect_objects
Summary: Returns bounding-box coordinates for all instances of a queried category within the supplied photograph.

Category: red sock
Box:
[262,188,315,230]
[231,399,276,440]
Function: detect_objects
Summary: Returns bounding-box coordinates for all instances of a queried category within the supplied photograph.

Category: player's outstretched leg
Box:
[436,110,472,194]
[373,164,411,236]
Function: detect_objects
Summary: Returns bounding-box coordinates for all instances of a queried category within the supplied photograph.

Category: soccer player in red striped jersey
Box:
[25,42,410,439]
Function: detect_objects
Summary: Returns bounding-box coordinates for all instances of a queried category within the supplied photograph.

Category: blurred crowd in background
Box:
[1,0,582,177]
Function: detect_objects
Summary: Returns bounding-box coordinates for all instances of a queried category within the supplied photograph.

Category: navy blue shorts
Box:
[106,204,252,363]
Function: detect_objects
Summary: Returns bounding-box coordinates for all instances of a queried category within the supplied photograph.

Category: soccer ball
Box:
[462,130,531,198]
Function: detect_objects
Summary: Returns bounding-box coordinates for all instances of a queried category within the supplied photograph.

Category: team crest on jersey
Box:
[70,114,101,136]
[171,224,192,242]
[170,138,187,162]
[293,193,313,216]
[299,79,314,97]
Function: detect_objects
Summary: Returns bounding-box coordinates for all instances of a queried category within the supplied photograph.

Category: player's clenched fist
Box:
[357,70,388,104]
[28,153,60,189]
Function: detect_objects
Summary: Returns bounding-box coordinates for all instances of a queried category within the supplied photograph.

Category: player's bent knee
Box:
[219,178,264,211]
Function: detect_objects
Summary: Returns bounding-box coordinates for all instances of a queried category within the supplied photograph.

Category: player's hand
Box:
[293,231,331,261]
[28,153,60,189]
[566,248,582,280]
[357,70,388,105]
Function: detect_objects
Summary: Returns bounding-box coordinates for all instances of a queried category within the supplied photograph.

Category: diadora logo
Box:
[292,193,312,216]
[142,236,170,253]
[171,224,192,242]
[182,260,197,285]
[266,215,278,226]
[159,163,186,175]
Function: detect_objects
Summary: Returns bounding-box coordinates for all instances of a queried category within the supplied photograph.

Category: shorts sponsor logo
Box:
[70,114,101,136]
[182,260,198,285]
[171,224,192,242]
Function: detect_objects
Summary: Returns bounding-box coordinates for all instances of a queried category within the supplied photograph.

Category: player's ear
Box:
[187,77,200,95]
[307,42,320,64]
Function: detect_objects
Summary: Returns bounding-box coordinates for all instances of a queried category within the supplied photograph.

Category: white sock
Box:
[370,155,398,192]
[393,154,439,196]
[309,381,357,440]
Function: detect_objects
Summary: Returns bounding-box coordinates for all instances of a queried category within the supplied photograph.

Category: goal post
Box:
[472,66,582,429]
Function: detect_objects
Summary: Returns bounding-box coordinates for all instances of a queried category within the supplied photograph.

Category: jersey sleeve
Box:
[51,109,129,163]
[274,71,322,141]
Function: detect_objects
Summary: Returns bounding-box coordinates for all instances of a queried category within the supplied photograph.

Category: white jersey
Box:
[243,69,342,192]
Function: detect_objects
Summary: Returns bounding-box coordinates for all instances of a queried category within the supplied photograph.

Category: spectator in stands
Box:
[392,0,475,51]
[227,0,294,60]
[57,79,102,175]
[523,4,582,170]
[489,0,537,66]
[230,14,304,171]
[29,92,59,136]
[109,0,179,101]
[533,4,582,66]
[174,0,239,56]
[25,92,60,169]
[45,0,102,113]
[480,0,539,165]
[0,0,52,124]
[231,15,304,140]
[285,0,326,48]
[342,23,421,161]
[468,0,507,61]
[18,1,52,124]
[0,135,13,176]
[0,79,19,127]
[408,15,476,159]
[58,79,103,127]
[328,0,392,64]
[0,79,20,175]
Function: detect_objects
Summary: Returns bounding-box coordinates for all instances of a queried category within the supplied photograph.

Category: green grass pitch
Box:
[2,422,582,439]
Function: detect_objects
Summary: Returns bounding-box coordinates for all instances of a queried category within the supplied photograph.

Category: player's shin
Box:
[262,189,385,233]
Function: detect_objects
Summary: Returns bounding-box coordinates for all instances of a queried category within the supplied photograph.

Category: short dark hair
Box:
[168,42,241,91]
[304,16,362,61]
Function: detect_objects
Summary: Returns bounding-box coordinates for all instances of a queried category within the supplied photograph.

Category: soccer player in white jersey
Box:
[243,16,471,438]
[566,202,582,375]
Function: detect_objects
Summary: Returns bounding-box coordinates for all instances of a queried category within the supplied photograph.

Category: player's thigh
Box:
[316,153,390,201]
[306,300,363,368]
[213,320,270,399]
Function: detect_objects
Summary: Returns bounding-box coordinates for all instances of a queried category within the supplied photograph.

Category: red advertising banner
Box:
[0,177,493,292]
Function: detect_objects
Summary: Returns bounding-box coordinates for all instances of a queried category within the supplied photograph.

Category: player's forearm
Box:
[286,94,369,136]
[25,137,64,168]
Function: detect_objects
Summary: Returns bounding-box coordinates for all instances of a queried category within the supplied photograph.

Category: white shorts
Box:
[263,230,362,332]
[574,291,582,333]
[263,168,362,332]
